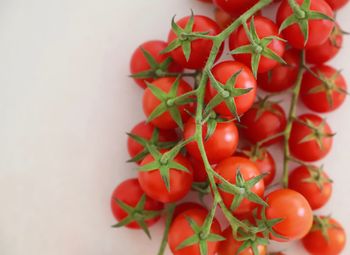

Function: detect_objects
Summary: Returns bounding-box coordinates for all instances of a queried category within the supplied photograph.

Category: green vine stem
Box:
[157,203,176,255]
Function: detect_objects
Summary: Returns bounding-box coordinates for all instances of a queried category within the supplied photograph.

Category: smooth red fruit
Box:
[189,156,208,182]
[214,8,235,29]
[173,202,207,219]
[213,0,258,16]
[205,61,257,116]
[325,0,349,10]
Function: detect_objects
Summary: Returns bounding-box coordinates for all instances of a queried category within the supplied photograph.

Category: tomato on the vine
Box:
[325,0,349,10]
[264,189,313,241]
[289,114,333,162]
[189,156,208,182]
[257,48,301,93]
[205,60,257,117]
[173,202,207,219]
[213,0,258,16]
[168,208,222,255]
[111,179,163,229]
[300,65,347,113]
[184,117,239,164]
[289,165,332,210]
[130,40,183,89]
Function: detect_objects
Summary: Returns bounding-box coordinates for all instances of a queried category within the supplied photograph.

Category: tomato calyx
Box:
[202,111,236,141]
[206,70,253,120]
[254,207,287,240]
[302,165,333,191]
[279,0,334,46]
[311,215,341,241]
[251,96,283,122]
[111,194,162,238]
[329,24,343,48]
[230,17,286,77]
[240,144,267,162]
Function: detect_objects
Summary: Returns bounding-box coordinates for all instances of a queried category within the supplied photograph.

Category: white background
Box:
[1,0,350,254]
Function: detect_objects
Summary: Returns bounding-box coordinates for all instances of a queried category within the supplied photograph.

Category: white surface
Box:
[0,0,350,254]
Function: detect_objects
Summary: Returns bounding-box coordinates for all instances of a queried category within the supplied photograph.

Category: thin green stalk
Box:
[157,203,176,255]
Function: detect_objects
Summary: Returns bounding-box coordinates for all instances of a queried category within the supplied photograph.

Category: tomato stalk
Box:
[157,203,176,255]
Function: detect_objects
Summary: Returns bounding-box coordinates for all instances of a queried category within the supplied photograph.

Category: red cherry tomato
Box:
[142,77,193,130]
[213,0,258,16]
[205,61,257,116]
[264,189,313,241]
[289,114,333,162]
[289,165,332,210]
[214,8,235,29]
[325,0,349,10]
[138,153,193,203]
[189,156,208,182]
[184,117,239,164]
[167,15,222,70]
[276,0,334,49]
[240,101,287,146]
[173,202,207,219]
[302,216,346,255]
[229,16,285,74]
[111,178,163,229]
[215,157,265,215]
[130,40,183,89]
[300,65,347,113]
[257,48,301,92]
[168,208,222,255]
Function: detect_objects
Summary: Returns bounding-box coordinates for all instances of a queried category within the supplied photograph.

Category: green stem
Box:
[157,203,176,255]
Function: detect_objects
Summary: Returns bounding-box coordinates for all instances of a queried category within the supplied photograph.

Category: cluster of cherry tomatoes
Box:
[111,0,348,254]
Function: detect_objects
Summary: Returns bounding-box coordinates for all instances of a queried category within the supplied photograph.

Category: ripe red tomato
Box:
[168,208,222,255]
[215,157,265,215]
[138,153,193,203]
[173,202,207,219]
[127,121,178,164]
[229,16,285,74]
[218,227,267,255]
[110,178,163,229]
[167,15,222,70]
[264,189,313,241]
[130,40,183,89]
[305,24,343,64]
[289,114,333,162]
[214,8,235,29]
[184,117,239,164]
[276,0,334,49]
[205,61,257,116]
[237,146,276,186]
[289,165,332,210]
[325,0,349,10]
[189,156,208,182]
[257,48,301,92]
[142,77,193,130]
[240,101,287,146]
[301,65,347,113]
[213,0,258,16]
[302,216,346,255]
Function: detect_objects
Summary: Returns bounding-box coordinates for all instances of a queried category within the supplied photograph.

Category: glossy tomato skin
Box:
[218,227,267,255]
[289,114,333,162]
[110,178,164,228]
[229,16,285,73]
[184,117,239,164]
[173,202,207,219]
[240,103,287,146]
[302,217,346,255]
[265,189,313,241]
[130,40,183,89]
[289,165,332,210]
[189,156,208,182]
[205,61,257,116]
[215,157,265,215]
[301,65,347,113]
[276,0,334,49]
[305,24,343,64]
[138,153,193,203]
[257,48,301,92]
[127,121,178,164]
[213,0,258,16]
[143,77,192,130]
[215,8,235,29]
[168,208,222,255]
[325,0,349,10]
[168,15,222,70]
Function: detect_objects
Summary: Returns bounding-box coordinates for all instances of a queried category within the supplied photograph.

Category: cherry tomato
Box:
[276,0,334,49]
[142,77,193,130]
[300,65,347,113]
[229,16,285,74]
[240,101,287,146]
[325,0,349,10]
[167,15,222,70]
[289,114,333,162]
[218,227,267,255]
[138,153,193,203]
[173,202,207,219]
[257,48,301,92]
[305,23,343,64]
[214,8,235,29]
[110,178,163,229]
[127,121,178,164]
[215,157,265,215]
[213,0,258,16]
[189,156,208,182]
[168,208,222,255]
[130,40,183,89]
[302,216,346,255]
[184,117,239,164]
[205,61,257,116]
[289,165,332,210]
[264,189,313,241]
